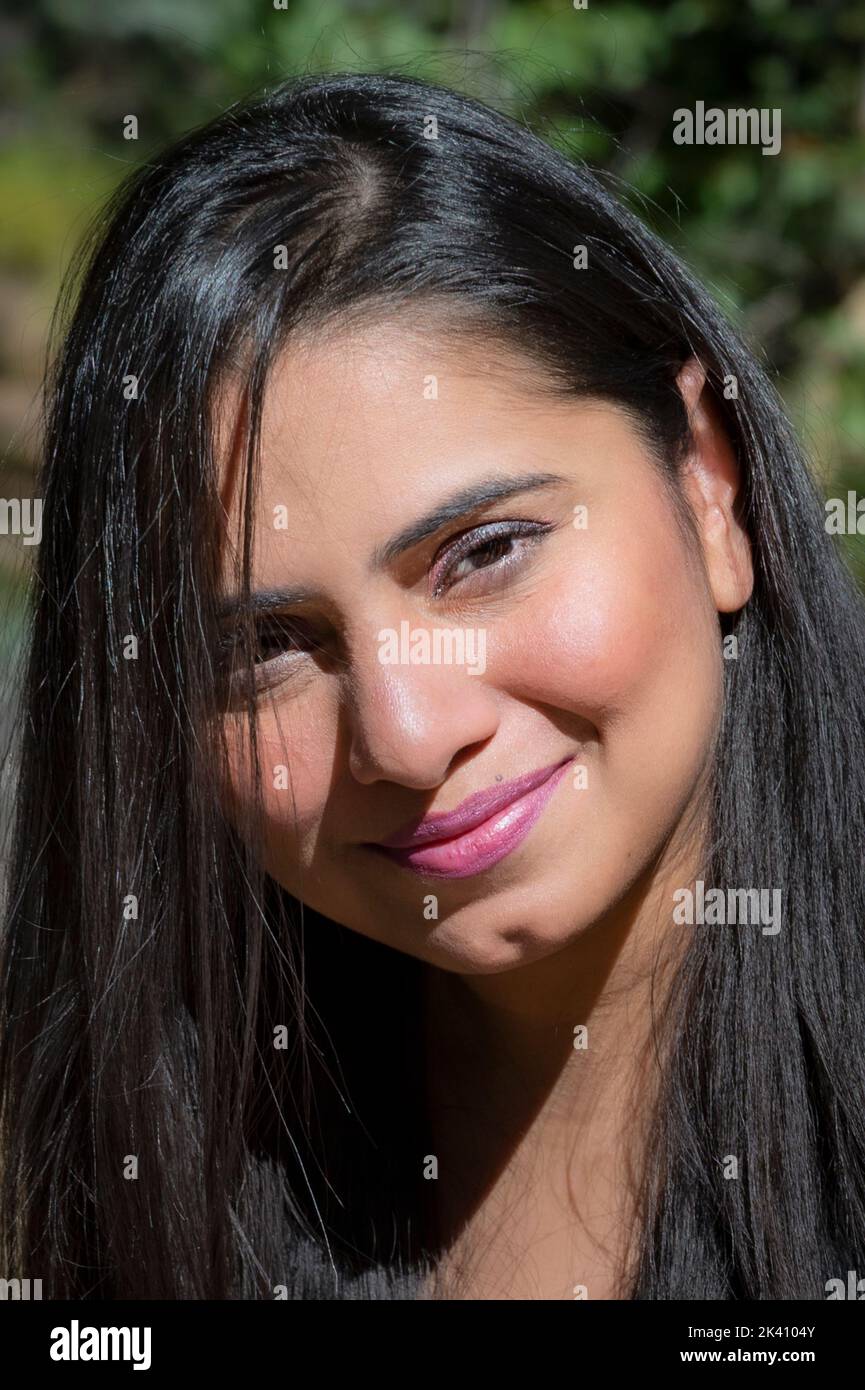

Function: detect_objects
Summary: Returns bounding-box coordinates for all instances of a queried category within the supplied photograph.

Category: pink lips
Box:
[368,756,574,879]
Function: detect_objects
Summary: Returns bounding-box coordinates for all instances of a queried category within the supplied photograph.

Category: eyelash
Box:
[429,519,552,598]
[219,519,553,685]
[219,618,317,667]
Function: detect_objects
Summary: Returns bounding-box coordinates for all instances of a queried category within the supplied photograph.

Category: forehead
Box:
[216,316,556,486]
[212,317,643,587]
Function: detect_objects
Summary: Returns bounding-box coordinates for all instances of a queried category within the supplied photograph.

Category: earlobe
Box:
[675,357,754,615]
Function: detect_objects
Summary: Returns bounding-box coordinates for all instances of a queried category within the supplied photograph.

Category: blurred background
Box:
[1,0,864,654]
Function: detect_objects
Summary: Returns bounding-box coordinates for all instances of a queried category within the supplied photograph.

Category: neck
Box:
[421,834,697,1298]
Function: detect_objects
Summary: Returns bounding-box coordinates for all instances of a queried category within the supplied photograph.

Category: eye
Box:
[430,520,552,597]
[249,616,319,665]
[216,615,323,688]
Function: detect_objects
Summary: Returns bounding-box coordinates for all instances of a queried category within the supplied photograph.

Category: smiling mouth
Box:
[365,755,576,879]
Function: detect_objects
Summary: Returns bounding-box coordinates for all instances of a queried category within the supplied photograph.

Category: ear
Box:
[676,358,754,614]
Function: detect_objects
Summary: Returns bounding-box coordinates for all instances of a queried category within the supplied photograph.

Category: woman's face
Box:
[216,317,751,974]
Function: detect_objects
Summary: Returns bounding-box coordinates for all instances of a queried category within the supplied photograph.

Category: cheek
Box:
[490,525,722,753]
[221,704,335,856]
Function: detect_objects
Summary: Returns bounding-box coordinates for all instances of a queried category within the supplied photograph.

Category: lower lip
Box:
[371,758,574,879]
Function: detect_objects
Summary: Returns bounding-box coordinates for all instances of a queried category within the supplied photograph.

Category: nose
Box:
[345,620,500,789]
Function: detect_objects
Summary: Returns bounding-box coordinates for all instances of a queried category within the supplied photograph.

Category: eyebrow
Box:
[219,471,567,618]
[371,471,567,568]
[218,585,314,620]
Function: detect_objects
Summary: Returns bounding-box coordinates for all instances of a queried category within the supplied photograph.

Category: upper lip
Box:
[374,756,573,850]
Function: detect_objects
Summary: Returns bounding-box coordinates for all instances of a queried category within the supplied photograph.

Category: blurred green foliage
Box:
[0,0,863,570]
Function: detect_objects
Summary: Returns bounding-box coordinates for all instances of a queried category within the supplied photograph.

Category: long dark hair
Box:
[2,70,864,1299]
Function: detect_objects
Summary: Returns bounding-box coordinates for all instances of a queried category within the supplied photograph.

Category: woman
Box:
[2,70,864,1301]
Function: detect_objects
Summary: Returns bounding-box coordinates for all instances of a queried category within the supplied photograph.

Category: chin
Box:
[421,911,583,974]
